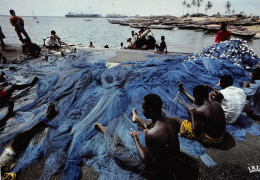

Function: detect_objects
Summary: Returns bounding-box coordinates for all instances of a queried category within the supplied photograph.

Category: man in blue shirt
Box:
[243,67,260,120]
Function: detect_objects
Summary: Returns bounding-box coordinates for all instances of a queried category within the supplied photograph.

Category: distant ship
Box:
[65,12,102,18]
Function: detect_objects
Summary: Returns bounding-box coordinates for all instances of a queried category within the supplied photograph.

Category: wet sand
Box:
[1,44,259,180]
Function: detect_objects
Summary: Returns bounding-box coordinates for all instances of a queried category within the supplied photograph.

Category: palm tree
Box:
[224,1,231,14]
[205,1,213,15]
[191,0,196,14]
[186,3,191,15]
[182,0,187,15]
[196,0,203,14]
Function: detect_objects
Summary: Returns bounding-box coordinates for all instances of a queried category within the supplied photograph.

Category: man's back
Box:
[144,117,180,171]
[195,100,226,138]
[10,16,23,27]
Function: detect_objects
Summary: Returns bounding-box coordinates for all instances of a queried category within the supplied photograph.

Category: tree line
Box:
[182,0,238,16]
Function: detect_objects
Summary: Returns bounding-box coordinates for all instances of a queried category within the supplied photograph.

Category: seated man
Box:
[0,76,38,106]
[243,67,260,120]
[155,36,167,54]
[95,94,180,179]
[131,94,180,179]
[0,102,58,174]
[206,75,246,123]
[178,83,226,144]
[45,30,60,49]
[88,41,95,48]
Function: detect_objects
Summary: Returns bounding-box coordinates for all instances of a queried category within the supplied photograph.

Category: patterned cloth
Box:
[220,86,246,123]
[180,120,224,144]
[243,80,260,117]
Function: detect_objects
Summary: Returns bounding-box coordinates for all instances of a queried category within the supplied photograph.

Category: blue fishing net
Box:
[0,39,259,179]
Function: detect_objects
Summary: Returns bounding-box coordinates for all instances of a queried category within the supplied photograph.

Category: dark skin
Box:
[0,76,38,106]
[130,100,180,175]
[205,82,224,103]
[243,71,260,88]
[178,83,226,139]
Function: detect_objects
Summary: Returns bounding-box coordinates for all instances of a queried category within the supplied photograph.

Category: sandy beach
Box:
[0,43,259,180]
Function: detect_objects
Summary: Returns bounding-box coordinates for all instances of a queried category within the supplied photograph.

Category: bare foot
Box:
[178,82,185,93]
[45,102,59,120]
[30,76,39,87]
[94,123,107,134]
[132,108,140,123]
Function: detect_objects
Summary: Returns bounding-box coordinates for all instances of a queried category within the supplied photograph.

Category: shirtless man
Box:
[130,94,180,179]
[0,102,58,174]
[0,76,38,106]
[177,83,226,144]
[155,36,167,54]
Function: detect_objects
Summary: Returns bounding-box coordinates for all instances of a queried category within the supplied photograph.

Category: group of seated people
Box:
[95,67,260,179]
[126,28,167,53]
[0,66,259,178]
[127,28,157,50]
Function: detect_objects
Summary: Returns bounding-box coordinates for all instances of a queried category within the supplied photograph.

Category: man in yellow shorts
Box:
[177,84,226,144]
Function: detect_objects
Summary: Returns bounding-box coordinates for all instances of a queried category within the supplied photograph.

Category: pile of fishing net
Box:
[0,40,259,179]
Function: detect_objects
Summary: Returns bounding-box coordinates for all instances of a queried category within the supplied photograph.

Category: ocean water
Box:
[1,16,260,55]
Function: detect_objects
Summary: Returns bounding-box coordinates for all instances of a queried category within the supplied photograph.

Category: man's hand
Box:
[210,91,217,101]
[130,128,140,141]
[178,82,185,93]
[188,108,195,116]
[243,82,250,88]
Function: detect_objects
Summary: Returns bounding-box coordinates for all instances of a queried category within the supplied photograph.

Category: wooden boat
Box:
[147,25,174,30]
[177,24,202,30]
[107,20,121,24]
[130,24,148,29]
[202,25,220,32]
[119,22,130,26]
[84,19,91,21]
[230,29,256,38]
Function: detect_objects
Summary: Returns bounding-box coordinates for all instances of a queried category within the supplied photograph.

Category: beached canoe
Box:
[147,25,175,30]
[202,25,220,32]
[177,24,202,30]
[119,22,130,26]
[230,29,256,38]
[130,24,148,29]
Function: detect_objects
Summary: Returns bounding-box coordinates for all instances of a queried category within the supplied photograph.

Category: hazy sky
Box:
[0,0,259,17]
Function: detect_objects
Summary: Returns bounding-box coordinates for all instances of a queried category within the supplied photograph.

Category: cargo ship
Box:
[65,12,102,18]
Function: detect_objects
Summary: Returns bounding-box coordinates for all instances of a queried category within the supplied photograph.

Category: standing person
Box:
[0,25,6,51]
[178,83,226,144]
[130,94,180,179]
[215,22,231,43]
[206,75,246,124]
[9,9,31,44]
[243,67,260,120]
[155,36,167,54]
